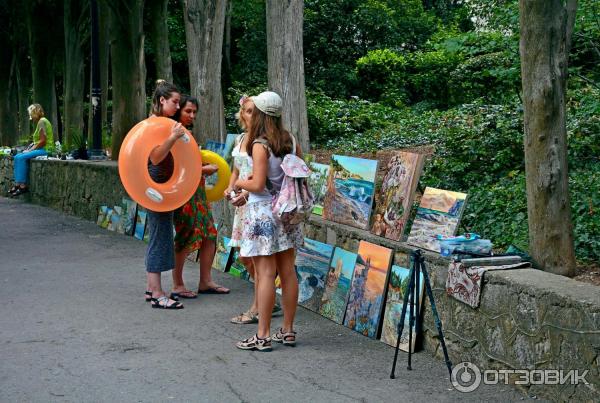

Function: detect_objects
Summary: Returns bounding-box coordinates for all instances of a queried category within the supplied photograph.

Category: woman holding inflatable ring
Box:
[171,95,230,299]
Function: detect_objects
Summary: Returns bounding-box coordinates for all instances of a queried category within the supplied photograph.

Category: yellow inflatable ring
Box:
[201,149,232,202]
[118,116,202,212]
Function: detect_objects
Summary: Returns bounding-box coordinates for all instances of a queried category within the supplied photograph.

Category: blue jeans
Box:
[14,149,47,184]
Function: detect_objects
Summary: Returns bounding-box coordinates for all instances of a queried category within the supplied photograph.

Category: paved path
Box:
[0,197,529,402]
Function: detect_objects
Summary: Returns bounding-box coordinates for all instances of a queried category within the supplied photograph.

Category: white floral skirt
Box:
[228,204,246,248]
[239,200,303,257]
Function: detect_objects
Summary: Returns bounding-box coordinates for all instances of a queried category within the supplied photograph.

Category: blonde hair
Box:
[235,96,254,130]
[27,104,45,120]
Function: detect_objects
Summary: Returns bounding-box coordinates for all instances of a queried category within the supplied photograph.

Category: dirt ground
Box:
[574,262,600,287]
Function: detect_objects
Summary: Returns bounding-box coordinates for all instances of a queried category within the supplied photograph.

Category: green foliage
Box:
[355,49,409,105]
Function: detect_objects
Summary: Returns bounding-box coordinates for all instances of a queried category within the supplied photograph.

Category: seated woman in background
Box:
[8,104,54,197]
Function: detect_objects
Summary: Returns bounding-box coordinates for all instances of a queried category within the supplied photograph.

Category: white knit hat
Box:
[252,91,283,117]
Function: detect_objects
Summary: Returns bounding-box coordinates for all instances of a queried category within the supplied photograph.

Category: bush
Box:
[355,49,409,106]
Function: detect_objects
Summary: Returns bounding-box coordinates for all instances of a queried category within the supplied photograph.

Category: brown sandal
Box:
[230,310,258,324]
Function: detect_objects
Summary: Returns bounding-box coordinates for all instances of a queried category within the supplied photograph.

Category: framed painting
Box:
[319,247,358,324]
[407,187,467,252]
[306,161,330,216]
[343,241,393,338]
[322,155,378,230]
[296,238,335,312]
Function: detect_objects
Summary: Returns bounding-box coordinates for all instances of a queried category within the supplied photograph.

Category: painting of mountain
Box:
[322,155,378,230]
[407,187,468,252]
[296,238,335,312]
[380,262,424,352]
[371,151,424,241]
[343,241,393,338]
[319,247,358,324]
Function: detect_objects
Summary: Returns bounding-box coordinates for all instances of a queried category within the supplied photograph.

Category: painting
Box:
[204,140,226,156]
[295,238,335,312]
[322,155,378,230]
[223,133,238,164]
[306,161,330,216]
[230,249,250,281]
[121,197,137,236]
[371,151,424,241]
[380,260,425,352]
[319,247,358,324]
[108,206,123,232]
[213,235,232,272]
[343,241,392,338]
[97,206,108,226]
[407,187,468,252]
[101,207,113,229]
[134,208,147,241]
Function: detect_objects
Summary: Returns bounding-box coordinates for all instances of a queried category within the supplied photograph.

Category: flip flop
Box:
[197,286,230,295]
[170,290,197,299]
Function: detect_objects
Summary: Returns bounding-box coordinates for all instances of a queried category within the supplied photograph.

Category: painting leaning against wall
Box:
[319,247,358,324]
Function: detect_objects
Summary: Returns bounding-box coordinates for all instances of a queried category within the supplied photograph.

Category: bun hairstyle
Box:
[151,79,180,116]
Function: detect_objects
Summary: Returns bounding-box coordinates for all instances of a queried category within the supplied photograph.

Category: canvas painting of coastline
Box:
[323,155,378,230]
[381,263,424,352]
[407,187,468,252]
[344,241,393,338]
[122,197,137,236]
[213,235,232,272]
[319,247,358,324]
[371,151,424,241]
[306,162,330,216]
[296,238,335,312]
[134,208,147,240]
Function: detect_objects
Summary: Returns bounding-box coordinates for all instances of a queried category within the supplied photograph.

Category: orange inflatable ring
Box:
[118,116,202,212]
[201,149,232,202]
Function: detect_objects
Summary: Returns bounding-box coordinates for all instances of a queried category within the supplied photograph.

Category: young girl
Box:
[233,91,303,351]
[171,95,229,299]
[8,104,54,197]
[227,95,282,325]
[144,79,185,309]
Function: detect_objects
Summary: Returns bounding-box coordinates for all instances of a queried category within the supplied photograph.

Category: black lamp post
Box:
[88,0,105,160]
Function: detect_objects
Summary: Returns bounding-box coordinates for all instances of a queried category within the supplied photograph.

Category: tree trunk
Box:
[63,0,88,151]
[266,0,310,152]
[519,0,577,276]
[146,0,173,82]
[183,0,231,232]
[183,0,227,144]
[16,49,32,142]
[26,0,60,132]
[222,0,232,90]
[87,1,110,148]
[107,0,146,160]
[0,49,17,146]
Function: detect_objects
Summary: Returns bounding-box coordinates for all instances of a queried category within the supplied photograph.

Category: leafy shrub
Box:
[355,49,409,105]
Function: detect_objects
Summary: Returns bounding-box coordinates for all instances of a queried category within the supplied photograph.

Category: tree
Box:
[146,0,173,82]
[519,0,578,275]
[0,2,18,146]
[87,0,110,148]
[26,0,62,135]
[182,0,227,143]
[63,0,89,151]
[106,0,147,160]
[266,0,310,152]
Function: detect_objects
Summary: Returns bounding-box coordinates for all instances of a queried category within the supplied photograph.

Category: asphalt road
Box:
[0,197,530,402]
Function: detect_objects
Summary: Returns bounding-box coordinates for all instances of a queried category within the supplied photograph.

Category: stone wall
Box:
[2,156,599,401]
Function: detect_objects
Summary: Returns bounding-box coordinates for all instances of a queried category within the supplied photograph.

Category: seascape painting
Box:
[407,187,467,252]
[319,247,358,324]
[371,151,424,241]
[343,241,393,338]
[296,238,335,312]
[323,155,378,230]
[380,262,424,352]
[306,162,330,216]
[108,206,123,232]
